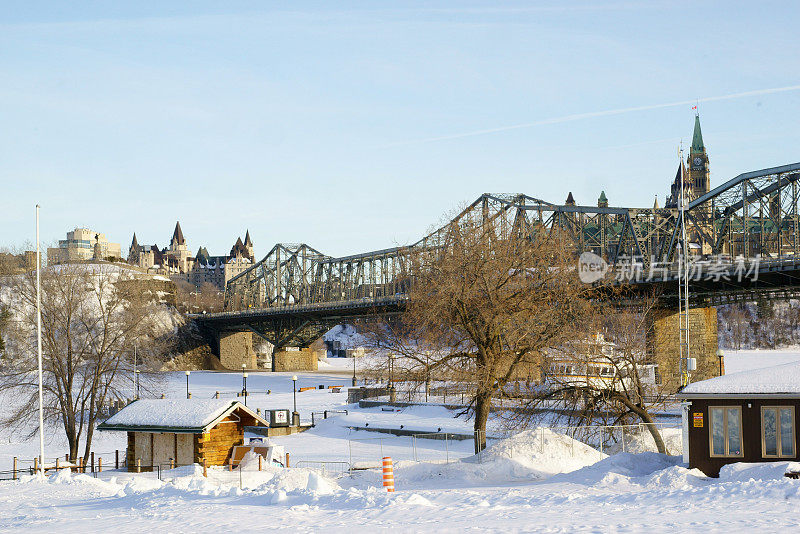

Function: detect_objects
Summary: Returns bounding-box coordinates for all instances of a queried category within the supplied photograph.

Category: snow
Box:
[681,359,800,395]
[3,354,800,531]
[100,399,254,430]
[723,348,800,374]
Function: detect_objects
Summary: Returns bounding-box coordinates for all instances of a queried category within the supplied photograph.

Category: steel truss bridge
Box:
[197,162,800,349]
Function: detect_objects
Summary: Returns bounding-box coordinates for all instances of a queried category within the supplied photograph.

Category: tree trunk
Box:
[473,391,491,454]
[629,404,666,454]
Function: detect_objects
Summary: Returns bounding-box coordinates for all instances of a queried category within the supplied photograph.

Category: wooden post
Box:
[215,391,219,399]
[136,458,141,473]
[56,457,60,469]
[12,457,17,480]
[65,454,68,462]
[228,458,233,471]
[91,452,95,473]
[285,452,290,468]
[258,455,262,471]
[115,450,119,470]
[78,457,84,473]
[33,457,38,474]
[203,460,207,478]
[170,458,175,470]
[98,457,102,473]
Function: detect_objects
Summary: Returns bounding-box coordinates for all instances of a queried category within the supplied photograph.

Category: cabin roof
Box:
[97,399,269,433]
[678,360,800,398]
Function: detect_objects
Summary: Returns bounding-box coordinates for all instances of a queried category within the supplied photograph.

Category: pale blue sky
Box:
[2,1,799,258]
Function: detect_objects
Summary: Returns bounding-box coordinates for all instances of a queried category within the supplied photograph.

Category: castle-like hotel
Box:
[127,222,255,290]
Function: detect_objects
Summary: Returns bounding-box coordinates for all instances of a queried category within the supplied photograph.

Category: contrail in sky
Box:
[381,84,800,148]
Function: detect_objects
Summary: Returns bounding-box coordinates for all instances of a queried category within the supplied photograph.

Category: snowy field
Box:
[2,353,800,532]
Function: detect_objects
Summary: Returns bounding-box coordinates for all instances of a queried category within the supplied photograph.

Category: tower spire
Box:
[691,114,704,152]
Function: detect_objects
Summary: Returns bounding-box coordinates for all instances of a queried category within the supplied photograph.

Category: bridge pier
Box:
[218,331,257,370]
[273,348,318,372]
[646,306,719,391]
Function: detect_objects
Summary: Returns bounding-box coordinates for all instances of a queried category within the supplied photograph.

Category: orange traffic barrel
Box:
[382,456,394,493]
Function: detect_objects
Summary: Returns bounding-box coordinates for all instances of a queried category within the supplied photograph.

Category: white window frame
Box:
[709,406,744,458]
[761,406,796,459]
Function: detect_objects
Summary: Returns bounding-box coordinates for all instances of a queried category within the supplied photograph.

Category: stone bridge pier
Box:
[217,331,257,370]
[646,306,720,391]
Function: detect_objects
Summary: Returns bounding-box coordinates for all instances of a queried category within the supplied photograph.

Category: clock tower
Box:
[687,114,710,198]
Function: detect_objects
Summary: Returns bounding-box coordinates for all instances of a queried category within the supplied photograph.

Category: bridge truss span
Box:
[222,162,800,317]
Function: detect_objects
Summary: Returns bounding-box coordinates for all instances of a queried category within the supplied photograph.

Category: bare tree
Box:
[366,218,595,453]
[174,280,224,314]
[0,264,167,463]
[527,299,671,454]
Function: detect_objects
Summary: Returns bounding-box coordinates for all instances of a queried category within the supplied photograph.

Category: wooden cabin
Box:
[677,361,800,477]
[98,399,269,471]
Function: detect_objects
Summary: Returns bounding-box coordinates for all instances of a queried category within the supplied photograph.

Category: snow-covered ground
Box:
[2,352,800,532]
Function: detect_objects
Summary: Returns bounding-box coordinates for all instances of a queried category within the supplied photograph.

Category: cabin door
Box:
[134,432,152,467]
[152,433,174,467]
[176,434,194,466]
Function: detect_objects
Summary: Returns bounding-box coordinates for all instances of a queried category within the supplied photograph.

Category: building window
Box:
[761,406,795,458]
[709,406,743,458]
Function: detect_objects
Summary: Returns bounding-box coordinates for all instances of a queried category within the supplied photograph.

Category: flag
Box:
[691,105,697,110]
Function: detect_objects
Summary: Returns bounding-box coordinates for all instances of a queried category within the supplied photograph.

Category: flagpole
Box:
[35,205,45,476]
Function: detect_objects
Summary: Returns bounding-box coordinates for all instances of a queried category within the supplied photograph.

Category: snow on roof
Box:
[680,360,800,396]
[99,399,266,432]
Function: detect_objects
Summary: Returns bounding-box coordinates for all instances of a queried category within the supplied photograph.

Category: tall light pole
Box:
[352,354,357,386]
[242,365,249,407]
[35,205,45,476]
[185,370,191,399]
[292,375,298,426]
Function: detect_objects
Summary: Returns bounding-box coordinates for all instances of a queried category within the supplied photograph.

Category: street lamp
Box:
[717,349,725,376]
[185,371,191,399]
[242,371,249,406]
[292,375,298,426]
[352,354,357,387]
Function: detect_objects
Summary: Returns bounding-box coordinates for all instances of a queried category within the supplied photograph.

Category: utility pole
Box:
[35,205,45,476]
[678,150,692,388]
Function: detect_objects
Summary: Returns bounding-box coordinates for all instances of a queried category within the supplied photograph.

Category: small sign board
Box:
[693,412,704,428]
[270,409,290,427]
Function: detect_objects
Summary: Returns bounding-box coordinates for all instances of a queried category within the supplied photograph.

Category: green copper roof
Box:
[691,114,704,151]
[598,191,607,202]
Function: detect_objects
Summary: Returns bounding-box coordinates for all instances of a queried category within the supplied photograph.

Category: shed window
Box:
[761,406,796,458]
[709,406,743,458]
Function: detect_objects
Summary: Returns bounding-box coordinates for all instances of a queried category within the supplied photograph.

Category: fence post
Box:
[12,457,17,480]
[115,450,119,470]
[91,452,95,473]
[258,455,262,471]
[33,457,38,475]
[228,458,233,472]
[215,391,219,399]
[285,452,290,468]
[170,458,175,470]
[445,434,450,463]
[98,457,102,473]
[56,457,60,470]
[136,458,141,473]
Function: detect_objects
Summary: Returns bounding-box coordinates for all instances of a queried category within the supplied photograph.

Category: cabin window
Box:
[709,406,743,458]
[761,406,796,458]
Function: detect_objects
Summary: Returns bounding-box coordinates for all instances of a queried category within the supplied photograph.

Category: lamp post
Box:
[292,375,298,426]
[352,354,357,387]
[242,364,249,407]
[185,371,191,399]
[717,349,725,376]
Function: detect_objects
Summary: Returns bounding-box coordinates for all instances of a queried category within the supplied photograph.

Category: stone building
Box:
[665,114,710,209]
[47,228,122,266]
[188,231,255,290]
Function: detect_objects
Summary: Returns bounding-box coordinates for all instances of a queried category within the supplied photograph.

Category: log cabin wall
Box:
[195,414,246,466]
